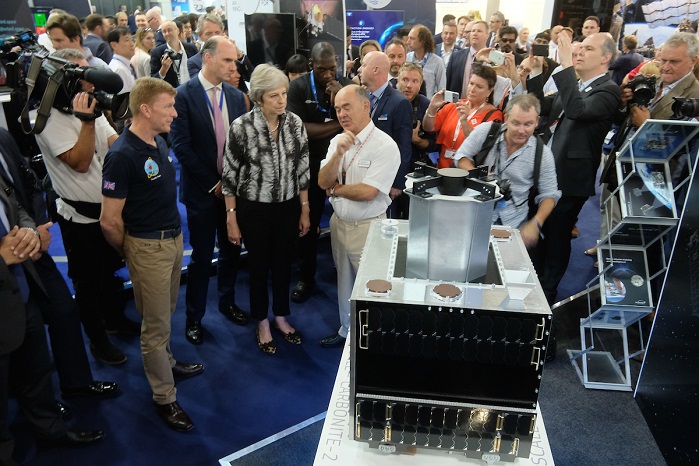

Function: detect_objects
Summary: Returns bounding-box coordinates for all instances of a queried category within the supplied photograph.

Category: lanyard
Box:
[342,128,375,183]
[419,52,431,68]
[310,72,330,115]
[450,102,485,149]
[205,86,224,115]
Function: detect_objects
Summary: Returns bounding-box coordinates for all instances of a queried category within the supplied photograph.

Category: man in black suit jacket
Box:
[358,51,413,218]
[150,20,198,89]
[0,176,104,463]
[0,129,118,400]
[170,37,251,345]
[527,33,621,304]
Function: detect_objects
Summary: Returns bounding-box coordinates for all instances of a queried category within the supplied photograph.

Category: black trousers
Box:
[237,197,300,321]
[57,217,125,348]
[0,295,65,465]
[185,197,241,322]
[295,157,326,285]
[530,195,589,304]
[33,253,93,389]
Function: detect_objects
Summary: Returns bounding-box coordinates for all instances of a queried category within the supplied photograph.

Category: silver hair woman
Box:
[222,64,311,354]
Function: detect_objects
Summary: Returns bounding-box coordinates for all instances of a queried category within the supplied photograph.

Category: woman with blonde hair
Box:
[131,27,156,78]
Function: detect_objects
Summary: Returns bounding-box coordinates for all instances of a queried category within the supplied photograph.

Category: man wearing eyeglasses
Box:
[286,42,353,304]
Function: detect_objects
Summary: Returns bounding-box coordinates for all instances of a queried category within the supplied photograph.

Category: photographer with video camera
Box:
[33,48,139,366]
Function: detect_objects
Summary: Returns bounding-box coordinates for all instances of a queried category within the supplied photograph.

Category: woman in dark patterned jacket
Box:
[223,65,311,354]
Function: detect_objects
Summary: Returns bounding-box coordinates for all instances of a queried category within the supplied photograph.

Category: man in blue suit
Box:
[171,36,251,345]
[358,51,413,218]
[83,14,113,64]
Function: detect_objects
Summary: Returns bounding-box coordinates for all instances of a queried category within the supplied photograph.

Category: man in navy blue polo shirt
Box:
[100,78,203,433]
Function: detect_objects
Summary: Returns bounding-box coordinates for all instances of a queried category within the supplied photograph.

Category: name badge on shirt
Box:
[358,160,371,168]
[378,114,388,121]
[496,199,506,210]
[444,150,456,159]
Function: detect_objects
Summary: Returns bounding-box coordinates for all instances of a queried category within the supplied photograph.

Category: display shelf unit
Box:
[568,120,699,391]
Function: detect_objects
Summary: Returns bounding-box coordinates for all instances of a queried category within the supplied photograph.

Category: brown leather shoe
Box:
[154,401,194,432]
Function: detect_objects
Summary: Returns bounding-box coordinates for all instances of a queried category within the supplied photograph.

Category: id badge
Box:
[496,199,506,210]
[444,150,456,159]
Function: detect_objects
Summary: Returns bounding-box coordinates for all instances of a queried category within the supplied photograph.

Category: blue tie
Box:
[369,93,377,117]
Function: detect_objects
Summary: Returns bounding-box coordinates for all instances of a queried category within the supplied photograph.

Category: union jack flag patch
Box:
[103,180,116,190]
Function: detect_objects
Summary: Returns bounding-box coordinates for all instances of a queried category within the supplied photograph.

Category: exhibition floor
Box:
[7,168,668,465]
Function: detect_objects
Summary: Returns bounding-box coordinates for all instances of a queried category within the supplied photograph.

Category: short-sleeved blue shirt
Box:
[102,128,180,234]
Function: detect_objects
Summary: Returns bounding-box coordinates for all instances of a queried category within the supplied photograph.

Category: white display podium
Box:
[314,339,555,465]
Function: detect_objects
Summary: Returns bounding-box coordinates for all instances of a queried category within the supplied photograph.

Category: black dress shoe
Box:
[56,401,72,420]
[290,281,314,303]
[62,381,120,399]
[105,318,141,336]
[320,333,346,348]
[220,304,248,326]
[154,401,194,432]
[89,343,127,365]
[172,362,204,378]
[37,430,106,450]
[185,319,203,345]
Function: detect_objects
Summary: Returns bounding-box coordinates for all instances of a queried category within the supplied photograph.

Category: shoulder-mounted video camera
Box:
[1,30,129,135]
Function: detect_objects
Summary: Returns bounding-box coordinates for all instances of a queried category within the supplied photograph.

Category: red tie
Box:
[212,86,226,175]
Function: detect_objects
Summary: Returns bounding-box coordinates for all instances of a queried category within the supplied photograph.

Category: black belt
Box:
[128,226,181,240]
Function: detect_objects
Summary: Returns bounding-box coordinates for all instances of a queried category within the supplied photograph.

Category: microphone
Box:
[65,66,124,94]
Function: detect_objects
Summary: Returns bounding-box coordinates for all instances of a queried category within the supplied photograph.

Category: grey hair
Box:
[196,13,223,35]
[491,11,505,23]
[505,94,541,116]
[51,48,85,61]
[249,64,289,104]
[200,36,227,60]
[664,32,699,59]
[45,48,85,75]
[598,32,618,64]
[342,84,370,105]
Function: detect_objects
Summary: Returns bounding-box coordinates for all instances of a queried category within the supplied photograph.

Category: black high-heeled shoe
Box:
[256,329,276,354]
[274,324,302,345]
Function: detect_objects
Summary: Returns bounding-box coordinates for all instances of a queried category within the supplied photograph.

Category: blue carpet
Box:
[9,166,627,465]
[12,236,343,465]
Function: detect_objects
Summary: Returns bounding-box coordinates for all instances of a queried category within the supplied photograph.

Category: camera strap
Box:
[20,55,64,135]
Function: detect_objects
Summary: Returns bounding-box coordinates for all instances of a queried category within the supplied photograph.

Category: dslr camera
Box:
[163,50,183,61]
[671,98,699,119]
[626,75,656,107]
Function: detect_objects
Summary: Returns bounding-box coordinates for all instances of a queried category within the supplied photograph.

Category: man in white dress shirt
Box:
[317,85,400,348]
[108,27,136,94]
